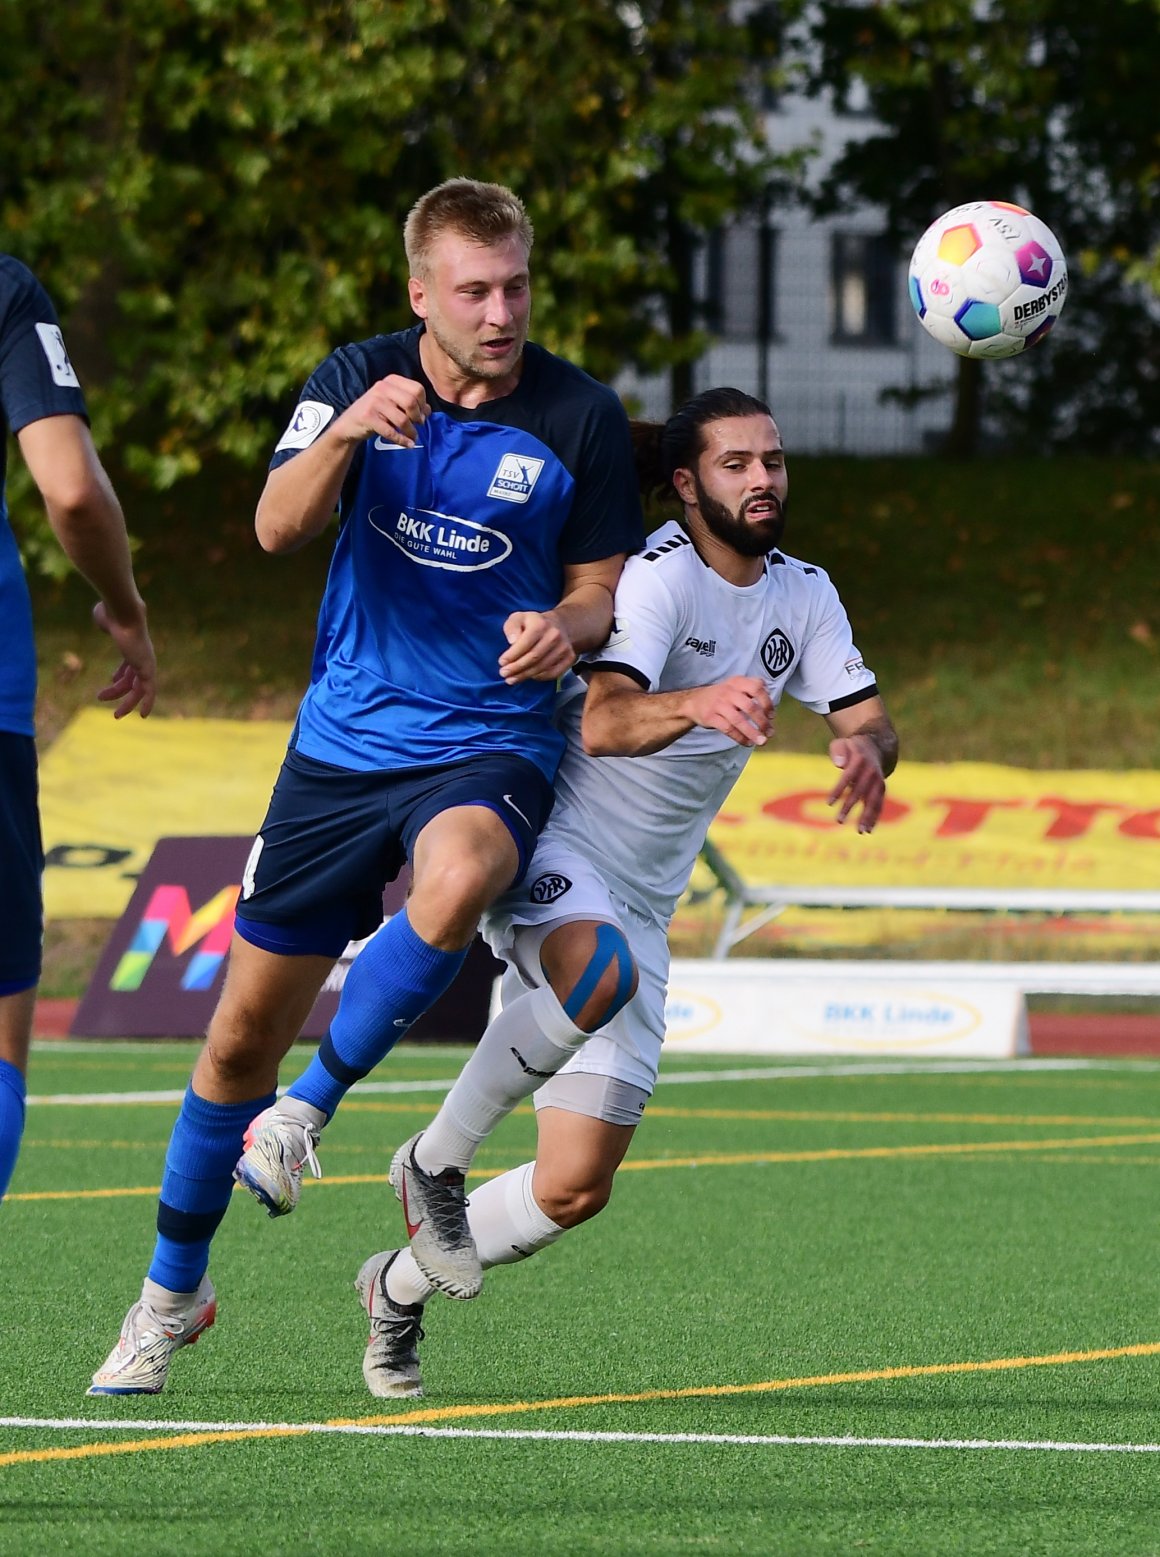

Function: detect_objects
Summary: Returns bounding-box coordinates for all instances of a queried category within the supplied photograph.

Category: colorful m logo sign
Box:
[109,883,240,992]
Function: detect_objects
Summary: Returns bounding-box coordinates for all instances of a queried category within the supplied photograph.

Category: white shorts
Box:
[481,838,670,1097]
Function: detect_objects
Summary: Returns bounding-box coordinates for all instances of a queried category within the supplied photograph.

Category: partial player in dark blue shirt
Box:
[91,178,644,1396]
[0,255,157,1203]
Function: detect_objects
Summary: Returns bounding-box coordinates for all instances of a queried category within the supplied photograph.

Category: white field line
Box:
[25,1079,458,1106]
[23,1056,1149,1108]
[3,1417,1160,1455]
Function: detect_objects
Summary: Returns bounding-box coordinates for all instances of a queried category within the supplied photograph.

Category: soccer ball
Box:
[907,201,1068,359]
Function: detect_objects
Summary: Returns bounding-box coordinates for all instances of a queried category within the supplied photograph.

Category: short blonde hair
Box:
[404,178,534,278]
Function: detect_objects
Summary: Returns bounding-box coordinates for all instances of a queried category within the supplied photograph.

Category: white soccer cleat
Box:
[389,1132,482,1300]
[355,1251,425,1399]
[88,1278,217,1396]
[233,1105,322,1217]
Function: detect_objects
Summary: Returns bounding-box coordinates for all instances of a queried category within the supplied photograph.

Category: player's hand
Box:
[499,610,576,684]
[92,600,158,718]
[827,734,886,832]
[683,677,774,747]
[332,374,431,449]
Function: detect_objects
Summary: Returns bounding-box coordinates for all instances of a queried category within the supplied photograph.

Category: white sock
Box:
[384,1251,436,1307]
[468,1160,566,1266]
[273,1096,327,1133]
[384,1161,566,1306]
[142,1276,197,1311]
[415,986,587,1174]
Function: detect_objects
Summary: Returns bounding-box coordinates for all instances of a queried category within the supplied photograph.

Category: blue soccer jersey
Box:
[0,257,89,736]
[270,325,644,778]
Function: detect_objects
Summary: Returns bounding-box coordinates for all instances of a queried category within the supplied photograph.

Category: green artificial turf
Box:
[5,1043,1160,1555]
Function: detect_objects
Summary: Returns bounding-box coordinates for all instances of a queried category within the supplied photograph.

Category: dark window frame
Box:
[830,232,898,346]
[699,218,780,344]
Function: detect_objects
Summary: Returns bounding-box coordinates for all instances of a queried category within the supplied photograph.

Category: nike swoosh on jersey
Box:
[373,436,419,452]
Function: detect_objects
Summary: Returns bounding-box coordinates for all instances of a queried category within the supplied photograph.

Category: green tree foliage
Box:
[1,0,793,555]
[797,0,1160,456]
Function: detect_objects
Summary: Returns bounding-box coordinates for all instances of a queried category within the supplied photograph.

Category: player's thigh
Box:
[406,755,553,940]
[0,988,37,1072]
[409,805,520,939]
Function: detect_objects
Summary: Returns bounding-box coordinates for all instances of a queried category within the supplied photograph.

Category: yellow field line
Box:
[342,1100,1160,1129]
[0,1429,308,1465]
[645,1108,1160,1128]
[5,1341,1158,1467]
[343,1341,1160,1427]
[619,1132,1160,1170]
[1021,1154,1160,1166]
[12,1131,1160,1202]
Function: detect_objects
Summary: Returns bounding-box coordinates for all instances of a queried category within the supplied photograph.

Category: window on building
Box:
[830,233,897,345]
[700,219,778,344]
[748,0,783,110]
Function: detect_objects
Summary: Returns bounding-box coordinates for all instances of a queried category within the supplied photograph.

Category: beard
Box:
[427,315,528,383]
[693,472,787,556]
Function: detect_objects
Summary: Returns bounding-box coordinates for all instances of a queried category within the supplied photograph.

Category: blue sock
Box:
[148,1084,276,1293]
[288,911,467,1118]
[0,1059,27,1202]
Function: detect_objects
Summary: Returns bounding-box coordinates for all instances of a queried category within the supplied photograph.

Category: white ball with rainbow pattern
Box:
[907,201,1068,359]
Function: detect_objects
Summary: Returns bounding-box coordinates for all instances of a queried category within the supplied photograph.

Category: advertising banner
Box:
[39,716,1160,948]
[709,753,1160,892]
[40,713,292,917]
[663,959,1028,1059]
[70,836,501,1041]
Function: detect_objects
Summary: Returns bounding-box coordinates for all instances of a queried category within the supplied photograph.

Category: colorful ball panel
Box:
[936,224,982,266]
[955,300,1003,341]
[1016,242,1054,287]
[906,200,1068,359]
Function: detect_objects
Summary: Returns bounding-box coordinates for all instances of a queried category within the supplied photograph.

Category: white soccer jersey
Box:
[543,518,879,922]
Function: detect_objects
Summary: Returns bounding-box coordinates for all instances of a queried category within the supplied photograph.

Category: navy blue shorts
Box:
[0,732,43,993]
[233,748,554,958]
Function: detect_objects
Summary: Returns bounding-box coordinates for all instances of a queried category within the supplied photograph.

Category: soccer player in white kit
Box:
[368,386,899,1395]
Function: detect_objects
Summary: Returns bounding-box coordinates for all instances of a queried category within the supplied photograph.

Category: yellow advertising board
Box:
[38,714,1160,921]
[39,712,291,917]
[709,752,1160,892]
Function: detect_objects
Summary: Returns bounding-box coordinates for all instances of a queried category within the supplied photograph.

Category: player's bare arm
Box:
[824,696,898,833]
[581,668,775,757]
[17,415,157,718]
[256,374,431,554]
[498,556,625,685]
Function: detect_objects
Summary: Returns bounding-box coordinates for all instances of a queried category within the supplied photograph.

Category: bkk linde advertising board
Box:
[662,959,1028,1059]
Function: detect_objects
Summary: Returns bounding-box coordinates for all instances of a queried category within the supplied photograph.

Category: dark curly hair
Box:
[631,387,773,503]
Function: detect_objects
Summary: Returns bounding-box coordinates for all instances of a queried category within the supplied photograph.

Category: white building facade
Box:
[619,86,958,453]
